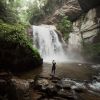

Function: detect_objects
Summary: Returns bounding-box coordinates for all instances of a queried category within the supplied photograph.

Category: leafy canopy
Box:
[57,16,72,41]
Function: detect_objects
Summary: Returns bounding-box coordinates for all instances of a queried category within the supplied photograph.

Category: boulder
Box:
[8,78,33,100]
[34,76,50,91]
[0,79,8,96]
[27,79,34,88]
[45,83,58,96]
[0,23,43,72]
[57,89,76,100]
[71,84,86,93]
[56,78,75,90]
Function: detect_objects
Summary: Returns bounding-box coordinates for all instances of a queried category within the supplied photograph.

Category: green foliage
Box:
[29,0,65,24]
[0,0,42,63]
[57,16,72,41]
[0,0,19,24]
[28,3,44,24]
[0,22,40,58]
[0,0,65,24]
[0,23,27,44]
[28,0,47,24]
[32,48,41,59]
[0,0,66,24]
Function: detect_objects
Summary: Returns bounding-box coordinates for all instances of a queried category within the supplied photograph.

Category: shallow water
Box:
[17,62,100,100]
[18,62,96,80]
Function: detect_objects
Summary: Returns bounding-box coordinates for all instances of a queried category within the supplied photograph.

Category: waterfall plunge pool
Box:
[17,63,100,100]
[18,63,96,80]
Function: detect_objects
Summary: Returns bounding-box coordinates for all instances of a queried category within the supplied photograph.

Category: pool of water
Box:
[17,62,100,100]
[18,62,96,80]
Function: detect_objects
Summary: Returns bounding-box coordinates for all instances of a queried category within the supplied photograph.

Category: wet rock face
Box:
[0,71,33,100]
[88,65,100,93]
[0,40,43,72]
[44,0,82,24]
[55,0,82,21]
[78,0,100,12]
[81,7,100,43]
[0,72,12,100]
[8,78,33,100]
[11,79,32,100]
[33,76,88,100]
[43,0,100,24]
[0,73,100,100]
[33,75,100,100]
[72,6,100,61]
[73,6,100,43]
[0,79,8,96]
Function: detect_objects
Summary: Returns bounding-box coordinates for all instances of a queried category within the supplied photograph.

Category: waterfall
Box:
[32,25,84,63]
[32,25,67,63]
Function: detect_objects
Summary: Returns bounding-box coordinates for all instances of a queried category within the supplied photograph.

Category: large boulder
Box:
[8,78,33,100]
[0,23,43,72]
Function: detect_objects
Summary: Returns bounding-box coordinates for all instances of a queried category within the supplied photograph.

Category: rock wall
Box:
[72,6,100,61]
[30,0,100,25]
[0,40,43,72]
[73,6,100,43]
[78,0,100,12]
[41,0,82,24]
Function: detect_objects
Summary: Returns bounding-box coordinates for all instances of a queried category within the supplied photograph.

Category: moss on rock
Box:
[0,22,43,72]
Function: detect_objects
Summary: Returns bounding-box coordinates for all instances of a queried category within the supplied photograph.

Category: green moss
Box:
[0,22,41,59]
[0,23,26,44]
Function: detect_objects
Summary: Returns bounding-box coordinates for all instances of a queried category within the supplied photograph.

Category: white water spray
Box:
[32,25,67,63]
[32,25,84,63]
[67,31,84,62]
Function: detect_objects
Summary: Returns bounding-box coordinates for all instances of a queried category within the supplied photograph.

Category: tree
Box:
[0,0,20,24]
[57,16,72,41]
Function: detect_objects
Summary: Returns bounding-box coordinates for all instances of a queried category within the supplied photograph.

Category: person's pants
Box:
[52,68,55,75]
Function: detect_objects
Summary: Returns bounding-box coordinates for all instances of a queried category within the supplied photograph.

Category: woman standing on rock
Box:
[51,60,56,76]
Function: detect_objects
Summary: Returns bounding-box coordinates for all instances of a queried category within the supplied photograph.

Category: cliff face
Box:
[63,0,100,44]
[78,0,100,12]
[48,0,100,61]
[30,0,100,25]
[73,6,100,43]
[44,0,100,24]
[72,5,100,61]
[43,0,82,24]
[53,2,100,46]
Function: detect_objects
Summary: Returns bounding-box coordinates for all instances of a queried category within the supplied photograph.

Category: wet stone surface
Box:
[33,75,87,100]
[32,74,100,100]
[0,70,100,100]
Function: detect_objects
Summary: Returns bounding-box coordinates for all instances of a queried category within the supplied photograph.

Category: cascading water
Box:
[32,24,84,63]
[32,25,67,63]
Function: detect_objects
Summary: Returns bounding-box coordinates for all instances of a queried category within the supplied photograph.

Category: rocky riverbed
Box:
[0,63,100,100]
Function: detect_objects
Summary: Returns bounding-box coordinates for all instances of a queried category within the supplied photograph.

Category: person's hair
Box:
[53,60,55,62]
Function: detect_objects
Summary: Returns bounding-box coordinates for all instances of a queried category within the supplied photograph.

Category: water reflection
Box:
[18,63,96,81]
